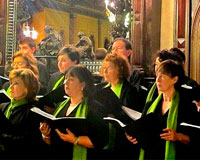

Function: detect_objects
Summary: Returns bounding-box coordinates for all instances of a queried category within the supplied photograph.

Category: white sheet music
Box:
[180,122,200,129]
[103,117,126,127]
[122,106,142,121]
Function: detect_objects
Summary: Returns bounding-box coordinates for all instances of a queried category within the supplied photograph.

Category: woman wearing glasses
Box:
[2,51,39,94]
[94,53,140,159]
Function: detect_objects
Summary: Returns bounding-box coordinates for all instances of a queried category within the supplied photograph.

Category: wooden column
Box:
[175,0,190,75]
[131,0,143,65]
[191,1,200,83]
[131,0,161,75]
[0,0,6,66]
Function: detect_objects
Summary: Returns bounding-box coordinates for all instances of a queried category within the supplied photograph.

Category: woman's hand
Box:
[40,122,51,137]
[193,100,200,112]
[55,128,76,144]
[39,122,51,144]
[56,129,94,148]
[125,133,138,144]
[160,128,177,141]
[160,128,190,144]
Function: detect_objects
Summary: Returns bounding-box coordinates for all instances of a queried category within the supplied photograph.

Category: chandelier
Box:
[104,0,132,39]
[23,22,38,40]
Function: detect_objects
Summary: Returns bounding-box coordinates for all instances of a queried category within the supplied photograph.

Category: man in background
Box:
[111,37,144,91]
[19,37,49,94]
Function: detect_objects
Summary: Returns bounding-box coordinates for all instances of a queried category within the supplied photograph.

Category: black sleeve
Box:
[37,61,50,94]
[2,82,10,91]
[121,85,141,112]
[87,100,109,149]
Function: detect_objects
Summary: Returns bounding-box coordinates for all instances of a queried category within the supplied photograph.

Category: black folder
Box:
[104,113,163,150]
[125,113,163,149]
[94,87,122,115]
[37,84,66,108]
[31,107,88,136]
[0,89,11,104]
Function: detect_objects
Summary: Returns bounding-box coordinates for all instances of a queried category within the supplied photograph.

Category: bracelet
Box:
[74,137,80,145]
[42,133,50,139]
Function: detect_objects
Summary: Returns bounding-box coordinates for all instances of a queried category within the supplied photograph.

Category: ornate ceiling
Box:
[22,0,106,20]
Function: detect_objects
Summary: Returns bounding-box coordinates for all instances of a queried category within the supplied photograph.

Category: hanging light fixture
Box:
[23,22,38,40]
[104,0,132,39]
[105,0,116,23]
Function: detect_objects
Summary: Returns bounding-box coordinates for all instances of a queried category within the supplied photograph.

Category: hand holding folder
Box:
[31,107,88,136]
[103,106,163,150]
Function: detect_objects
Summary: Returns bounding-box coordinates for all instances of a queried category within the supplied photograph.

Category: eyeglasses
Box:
[103,66,114,72]
[11,62,26,68]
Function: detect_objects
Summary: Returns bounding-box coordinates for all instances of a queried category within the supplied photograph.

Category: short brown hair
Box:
[100,53,131,79]
[9,69,40,101]
[113,38,132,50]
[156,60,185,89]
[57,45,80,64]
[19,37,36,48]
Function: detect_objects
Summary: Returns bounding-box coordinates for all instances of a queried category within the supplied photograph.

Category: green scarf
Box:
[145,82,157,103]
[103,81,123,150]
[104,81,123,98]
[6,87,11,96]
[5,98,28,119]
[52,75,65,91]
[53,98,88,160]
[53,98,70,117]
[139,91,179,160]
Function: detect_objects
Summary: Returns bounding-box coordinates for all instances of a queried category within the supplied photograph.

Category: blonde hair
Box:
[12,51,39,79]
[9,69,40,101]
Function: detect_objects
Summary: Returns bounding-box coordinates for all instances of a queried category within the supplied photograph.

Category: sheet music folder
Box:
[31,107,88,136]
[0,89,11,103]
[37,85,66,108]
[104,109,163,150]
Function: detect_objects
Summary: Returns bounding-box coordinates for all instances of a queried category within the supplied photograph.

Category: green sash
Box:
[103,123,116,150]
[53,98,70,117]
[6,87,11,96]
[104,81,123,98]
[53,98,88,160]
[103,81,123,150]
[145,82,157,103]
[5,98,28,119]
[139,91,179,160]
[73,98,88,160]
[52,75,65,91]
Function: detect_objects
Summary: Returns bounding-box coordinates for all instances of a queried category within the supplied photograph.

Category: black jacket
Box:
[0,101,44,158]
[47,71,64,93]
[141,90,200,159]
[46,98,108,159]
[37,61,50,94]
[94,79,141,121]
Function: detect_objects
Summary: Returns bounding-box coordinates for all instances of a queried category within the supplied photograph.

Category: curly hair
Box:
[100,53,131,80]
[9,68,40,101]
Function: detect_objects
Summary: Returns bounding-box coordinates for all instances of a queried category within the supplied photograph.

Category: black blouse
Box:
[49,98,108,159]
